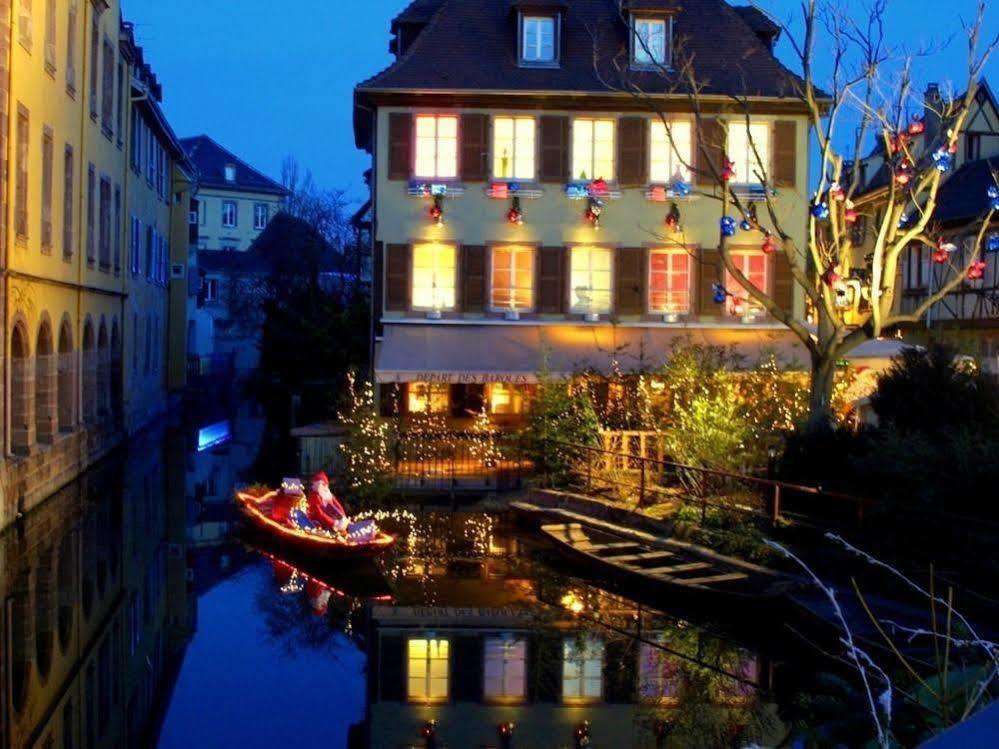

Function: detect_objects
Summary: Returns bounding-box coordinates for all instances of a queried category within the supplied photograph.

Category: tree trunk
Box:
[808,354,837,430]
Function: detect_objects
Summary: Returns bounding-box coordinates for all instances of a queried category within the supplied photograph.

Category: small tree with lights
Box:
[337,371,396,504]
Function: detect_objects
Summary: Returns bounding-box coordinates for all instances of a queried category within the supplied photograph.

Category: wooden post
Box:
[771,484,781,527]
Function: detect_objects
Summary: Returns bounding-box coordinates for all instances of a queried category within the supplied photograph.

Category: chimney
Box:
[924,83,943,145]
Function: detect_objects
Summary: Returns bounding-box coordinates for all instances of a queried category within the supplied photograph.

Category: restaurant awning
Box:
[375,323,816,384]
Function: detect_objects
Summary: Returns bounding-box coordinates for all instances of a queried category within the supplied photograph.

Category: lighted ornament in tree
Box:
[811,202,830,220]
[933,146,955,172]
[968,259,987,280]
[507,196,524,225]
[829,182,846,203]
[844,200,858,223]
[720,216,737,236]
[664,202,681,231]
[987,234,999,253]
[761,232,777,254]
[821,265,840,287]
[908,116,926,135]
[712,281,728,304]
[720,157,736,182]
[989,186,999,211]
[932,245,950,264]
[894,160,913,186]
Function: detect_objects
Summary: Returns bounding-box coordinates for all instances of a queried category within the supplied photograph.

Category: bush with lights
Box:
[337,371,397,505]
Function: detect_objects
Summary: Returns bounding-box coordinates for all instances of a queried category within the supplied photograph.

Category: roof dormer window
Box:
[520,15,558,66]
[224,163,236,182]
[632,17,669,67]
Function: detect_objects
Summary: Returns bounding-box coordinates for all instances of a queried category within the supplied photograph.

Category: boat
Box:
[540,522,790,606]
[235,489,395,562]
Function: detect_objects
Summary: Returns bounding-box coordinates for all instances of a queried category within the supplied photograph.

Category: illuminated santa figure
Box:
[306,579,332,617]
[306,471,349,533]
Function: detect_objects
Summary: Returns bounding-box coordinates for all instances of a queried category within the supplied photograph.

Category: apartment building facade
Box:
[1,2,194,528]
[355,0,812,421]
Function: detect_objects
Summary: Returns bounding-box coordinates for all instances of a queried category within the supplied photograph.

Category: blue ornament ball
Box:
[712,282,727,304]
[720,216,737,237]
[811,203,830,220]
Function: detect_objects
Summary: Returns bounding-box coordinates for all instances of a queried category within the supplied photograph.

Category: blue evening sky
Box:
[123,0,997,206]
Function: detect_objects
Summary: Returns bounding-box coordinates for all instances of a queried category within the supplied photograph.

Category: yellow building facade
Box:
[1,2,194,529]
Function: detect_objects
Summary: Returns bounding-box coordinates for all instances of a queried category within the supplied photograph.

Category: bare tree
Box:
[594,0,998,427]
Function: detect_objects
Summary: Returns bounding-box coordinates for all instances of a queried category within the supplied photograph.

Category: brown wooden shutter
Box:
[379,635,405,701]
[384,243,410,311]
[617,118,648,187]
[451,635,484,702]
[696,118,725,185]
[387,112,412,181]
[773,120,797,187]
[537,246,565,313]
[460,113,489,182]
[773,252,794,312]
[539,116,569,184]
[614,248,644,315]
[461,244,487,312]
[698,248,723,318]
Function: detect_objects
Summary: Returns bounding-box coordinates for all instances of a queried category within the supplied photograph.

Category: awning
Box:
[375,323,812,384]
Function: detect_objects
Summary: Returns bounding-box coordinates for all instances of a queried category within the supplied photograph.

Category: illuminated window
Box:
[569,247,612,314]
[491,246,534,311]
[727,121,771,186]
[493,117,536,180]
[407,382,449,414]
[563,636,603,702]
[649,249,690,314]
[572,119,615,181]
[521,16,556,64]
[483,637,527,701]
[725,250,769,317]
[412,243,457,310]
[638,638,682,702]
[488,383,526,415]
[414,115,458,179]
[407,638,449,702]
[633,18,668,65]
[650,120,692,183]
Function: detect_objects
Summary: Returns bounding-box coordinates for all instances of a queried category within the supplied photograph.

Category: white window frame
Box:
[204,277,220,303]
[649,119,692,183]
[407,382,450,414]
[221,200,237,228]
[407,637,449,703]
[520,15,557,65]
[483,636,527,702]
[492,116,536,181]
[413,114,459,180]
[727,120,771,186]
[562,636,604,703]
[632,17,670,67]
[411,242,457,311]
[648,248,692,315]
[725,249,770,317]
[490,245,535,312]
[571,118,616,182]
[569,246,613,315]
[253,202,270,230]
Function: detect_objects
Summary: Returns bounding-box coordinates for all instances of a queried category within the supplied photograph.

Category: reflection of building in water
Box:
[0,427,193,748]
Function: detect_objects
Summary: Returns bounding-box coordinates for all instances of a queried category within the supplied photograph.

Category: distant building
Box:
[180,135,288,376]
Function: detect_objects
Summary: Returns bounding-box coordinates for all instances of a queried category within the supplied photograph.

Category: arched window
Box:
[11,322,34,453]
[36,321,57,443]
[58,320,76,431]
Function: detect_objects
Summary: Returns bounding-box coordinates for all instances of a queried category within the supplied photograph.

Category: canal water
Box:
[1,404,876,748]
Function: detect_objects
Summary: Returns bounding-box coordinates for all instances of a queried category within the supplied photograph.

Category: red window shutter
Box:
[697,248,723,317]
[387,113,412,181]
[537,246,565,313]
[539,116,569,184]
[384,243,410,311]
[696,118,725,185]
[773,120,797,187]
[461,245,487,312]
[614,248,644,315]
[460,114,489,182]
[617,118,648,187]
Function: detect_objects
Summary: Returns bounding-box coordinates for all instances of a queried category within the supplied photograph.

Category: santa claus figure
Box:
[306,578,332,617]
[271,478,305,527]
[306,471,348,533]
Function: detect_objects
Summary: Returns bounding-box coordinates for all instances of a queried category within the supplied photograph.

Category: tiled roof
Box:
[392,0,445,28]
[357,0,805,99]
[933,157,999,225]
[180,135,289,196]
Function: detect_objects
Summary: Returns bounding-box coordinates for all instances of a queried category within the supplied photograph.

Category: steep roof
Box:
[933,156,999,225]
[180,135,289,197]
[357,0,804,99]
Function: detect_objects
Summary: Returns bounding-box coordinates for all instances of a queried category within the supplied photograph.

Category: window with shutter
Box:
[572,119,615,182]
[490,245,534,311]
[649,249,691,314]
[539,116,569,183]
[414,115,458,179]
[650,120,692,183]
[696,119,725,184]
[461,244,487,312]
[384,244,410,311]
[725,250,769,317]
[728,121,771,186]
[460,113,488,182]
[617,118,647,187]
[387,112,412,181]
[412,242,457,310]
[614,248,643,315]
[537,246,565,313]
[698,248,722,317]
[570,246,613,314]
[773,120,797,187]
[493,117,536,180]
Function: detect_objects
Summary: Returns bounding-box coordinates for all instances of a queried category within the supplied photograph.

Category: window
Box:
[407,382,449,414]
[18,0,31,49]
[572,118,615,181]
[414,115,458,179]
[145,227,154,281]
[198,200,206,226]
[407,638,449,702]
[101,39,114,132]
[88,18,98,117]
[727,121,771,186]
[130,109,140,171]
[44,0,56,71]
[649,249,691,314]
[15,105,28,239]
[98,178,111,269]
[41,127,54,250]
[116,61,124,144]
[725,250,769,317]
[487,383,528,415]
[253,203,270,230]
[224,163,236,182]
[146,125,155,183]
[966,133,982,161]
[484,637,527,701]
[563,636,603,702]
[66,2,77,91]
[412,242,457,310]
[633,18,668,66]
[905,245,925,289]
[650,120,692,183]
[63,145,74,256]
[521,15,556,64]
[569,246,612,314]
[129,216,141,276]
[221,200,238,228]
[85,165,96,263]
[638,638,682,702]
[113,186,121,273]
[491,246,534,311]
[204,278,220,302]
[492,117,536,180]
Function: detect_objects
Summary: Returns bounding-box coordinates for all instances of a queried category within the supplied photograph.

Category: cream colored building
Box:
[1,3,194,529]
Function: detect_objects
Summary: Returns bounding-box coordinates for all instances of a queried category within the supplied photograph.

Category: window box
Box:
[407,180,464,198]
[564,180,622,200]
[484,181,544,200]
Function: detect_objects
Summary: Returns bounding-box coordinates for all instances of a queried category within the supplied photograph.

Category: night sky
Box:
[122,0,997,206]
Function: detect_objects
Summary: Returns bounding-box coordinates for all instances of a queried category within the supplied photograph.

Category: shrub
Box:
[336,371,396,504]
[524,374,601,486]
